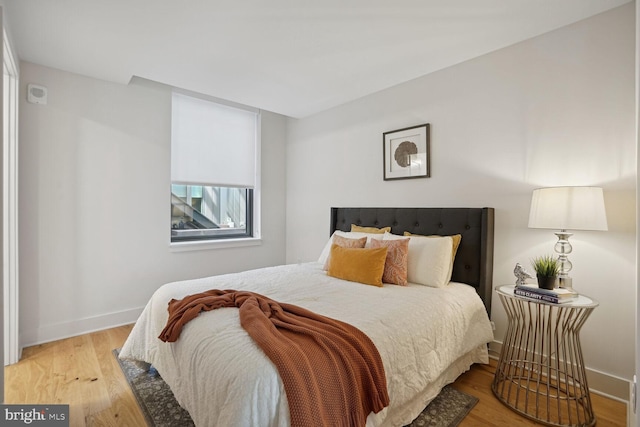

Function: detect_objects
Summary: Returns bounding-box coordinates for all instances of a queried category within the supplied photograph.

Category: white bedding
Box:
[120,262,493,426]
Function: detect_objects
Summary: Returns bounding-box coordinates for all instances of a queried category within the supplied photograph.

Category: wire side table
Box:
[492,285,598,427]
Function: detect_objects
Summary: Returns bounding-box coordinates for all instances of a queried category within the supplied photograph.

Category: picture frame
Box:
[383,123,430,180]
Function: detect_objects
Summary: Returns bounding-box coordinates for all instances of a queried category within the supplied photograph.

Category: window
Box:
[171,184,252,241]
[171,92,258,242]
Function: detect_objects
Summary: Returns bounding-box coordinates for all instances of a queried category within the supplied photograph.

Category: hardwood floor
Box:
[454,360,627,427]
[5,325,146,427]
[5,325,627,426]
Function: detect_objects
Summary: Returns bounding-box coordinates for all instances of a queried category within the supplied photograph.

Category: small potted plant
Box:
[531,255,560,290]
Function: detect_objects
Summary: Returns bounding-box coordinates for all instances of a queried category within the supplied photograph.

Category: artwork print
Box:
[383,124,430,180]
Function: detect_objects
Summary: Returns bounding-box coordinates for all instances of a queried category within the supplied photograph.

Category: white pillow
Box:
[383,232,453,288]
[317,231,384,266]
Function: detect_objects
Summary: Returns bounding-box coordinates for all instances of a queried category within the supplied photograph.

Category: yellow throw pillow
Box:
[327,244,388,287]
[351,224,391,234]
[322,234,368,270]
[370,238,409,286]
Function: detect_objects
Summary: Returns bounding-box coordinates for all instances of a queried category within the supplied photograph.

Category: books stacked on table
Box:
[514,284,578,304]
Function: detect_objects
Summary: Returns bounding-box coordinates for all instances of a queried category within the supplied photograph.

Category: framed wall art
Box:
[383,123,430,180]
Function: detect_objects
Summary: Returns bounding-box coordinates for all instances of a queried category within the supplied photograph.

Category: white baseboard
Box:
[489,341,631,403]
[20,307,144,350]
[628,380,637,427]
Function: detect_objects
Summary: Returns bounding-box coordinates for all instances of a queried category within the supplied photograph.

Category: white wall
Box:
[18,62,288,346]
[286,4,636,397]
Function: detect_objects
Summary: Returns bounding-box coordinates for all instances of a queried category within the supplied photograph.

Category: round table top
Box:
[496,284,598,308]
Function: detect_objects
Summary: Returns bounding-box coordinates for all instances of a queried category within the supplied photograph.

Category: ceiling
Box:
[1,0,631,118]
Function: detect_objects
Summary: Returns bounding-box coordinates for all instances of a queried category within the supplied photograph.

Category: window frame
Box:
[170,186,254,243]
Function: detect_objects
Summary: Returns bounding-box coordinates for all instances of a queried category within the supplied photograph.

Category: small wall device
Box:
[27,84,47,105]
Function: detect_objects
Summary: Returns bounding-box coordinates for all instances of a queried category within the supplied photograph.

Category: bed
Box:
[120,207,495,426]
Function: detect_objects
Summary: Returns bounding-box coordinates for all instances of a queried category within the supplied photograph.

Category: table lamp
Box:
[528,186,608,291]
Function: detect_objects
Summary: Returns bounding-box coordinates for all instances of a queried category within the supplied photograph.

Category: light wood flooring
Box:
[5,325,627,426]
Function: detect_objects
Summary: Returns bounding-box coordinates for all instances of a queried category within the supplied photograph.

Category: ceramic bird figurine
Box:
[513,263,534,286]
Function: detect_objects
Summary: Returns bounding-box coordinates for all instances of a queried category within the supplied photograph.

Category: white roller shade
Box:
[171,92,257,188]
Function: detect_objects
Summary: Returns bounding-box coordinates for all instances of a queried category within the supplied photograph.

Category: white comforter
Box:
[120,262,493,427]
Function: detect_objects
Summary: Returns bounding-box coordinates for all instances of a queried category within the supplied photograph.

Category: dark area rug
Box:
[113,349,478,427]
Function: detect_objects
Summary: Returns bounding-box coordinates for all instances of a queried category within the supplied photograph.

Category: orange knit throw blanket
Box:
[158,289,389,427]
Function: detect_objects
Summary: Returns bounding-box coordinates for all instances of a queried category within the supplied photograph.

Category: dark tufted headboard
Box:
[330,207,495,316]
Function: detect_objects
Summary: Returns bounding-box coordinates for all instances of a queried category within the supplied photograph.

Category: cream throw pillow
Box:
[383,232,453,288]
[404,232,462,283]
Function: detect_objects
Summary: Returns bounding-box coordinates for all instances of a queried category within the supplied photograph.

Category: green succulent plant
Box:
[531,255,560,278]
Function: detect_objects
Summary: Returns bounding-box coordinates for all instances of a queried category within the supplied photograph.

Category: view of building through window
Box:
[171,184,251,241]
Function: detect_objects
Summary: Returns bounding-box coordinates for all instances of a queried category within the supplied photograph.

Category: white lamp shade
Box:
[528,186,608,231]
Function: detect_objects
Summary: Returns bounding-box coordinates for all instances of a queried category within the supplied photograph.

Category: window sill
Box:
[170,237,262,252]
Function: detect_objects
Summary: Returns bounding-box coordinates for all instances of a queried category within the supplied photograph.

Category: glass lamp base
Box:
[558,275,578,294]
